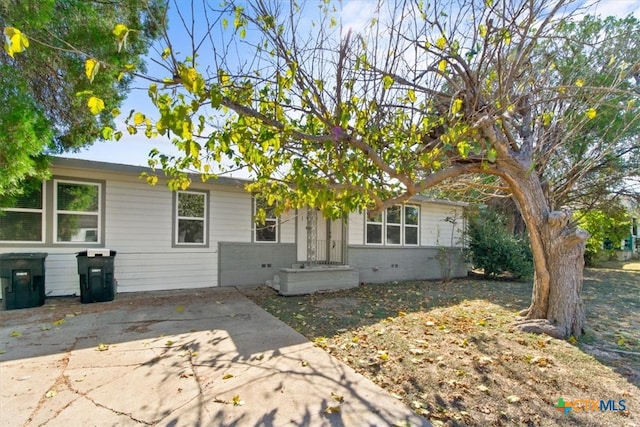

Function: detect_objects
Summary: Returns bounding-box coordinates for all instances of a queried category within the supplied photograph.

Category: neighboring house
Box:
[0,157,467,298]
[618,197,639,260]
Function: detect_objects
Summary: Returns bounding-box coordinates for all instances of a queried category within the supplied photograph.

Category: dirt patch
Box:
[244,264,640,426]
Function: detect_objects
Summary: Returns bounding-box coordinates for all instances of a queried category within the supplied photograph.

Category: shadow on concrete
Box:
[0,288,429,426]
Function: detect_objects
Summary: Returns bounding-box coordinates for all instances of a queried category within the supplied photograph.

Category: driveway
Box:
[0,287,429,426]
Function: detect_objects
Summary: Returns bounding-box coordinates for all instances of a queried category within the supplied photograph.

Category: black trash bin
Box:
[0,252,48,310]
[76,249,116,304]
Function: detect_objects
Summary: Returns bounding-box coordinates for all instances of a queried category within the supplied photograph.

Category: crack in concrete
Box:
[25,341,76,426]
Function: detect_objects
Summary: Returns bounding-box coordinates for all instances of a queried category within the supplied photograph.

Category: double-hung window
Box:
[365,204,420,245]
[175,191,207,245]
[0,183,45,243]
[404,205,419,245]
[365,211,383,244]
[254,197,277,242]
[54,180,101,243]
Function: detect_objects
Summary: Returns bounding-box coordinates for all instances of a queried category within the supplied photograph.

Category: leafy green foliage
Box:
[0,65,51,196]
[0,0,164,195]
[465,208,533,279]
[576,205,631,265]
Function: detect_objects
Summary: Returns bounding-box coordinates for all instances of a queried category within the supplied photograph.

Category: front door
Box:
[296,208,346,264]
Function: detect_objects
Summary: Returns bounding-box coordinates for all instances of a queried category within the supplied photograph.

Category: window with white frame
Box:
[175,191,207,245]
[365,211,383,244]
[254,197,277,242]
[404,205,419,245]
[366,204,420,245]
[54,180,101,243]
[0,183,45,243]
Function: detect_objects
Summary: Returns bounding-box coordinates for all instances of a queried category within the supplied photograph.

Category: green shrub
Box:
[465,207,533,279]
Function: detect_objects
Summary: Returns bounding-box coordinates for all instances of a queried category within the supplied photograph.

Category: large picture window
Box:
[254,197,277,242]
[175,191,207,245]
[54,180,101,243]
[365,204,420,246]
[0,183,45,243]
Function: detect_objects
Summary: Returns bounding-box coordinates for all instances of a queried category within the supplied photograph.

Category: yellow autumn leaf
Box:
[324,405,341,414]
[232,394,245,406]
[585,108,597,120]
[112,23,130,52]
[87,96,105,115]
[479,24,487,38]
[575,78,584,87]
[85,58,99,83]
[438,59,447,73]
[112,24,128,38]
[451,98,463,114]
[133,112,145,126]
[331,392,344,403]
[407,90,416,103]
[436,35,446,49]
[3,27,29,57]
[222,374,234,380]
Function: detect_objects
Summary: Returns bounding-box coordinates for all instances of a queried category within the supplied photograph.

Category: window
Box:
[386,205,402,245]
[55,180,101,243]
[175,191,207,245]
[0,183,45,243]
[366,211,383,244]
[365,204,420,245]
[254,197,277,242]
[404,205,419,245]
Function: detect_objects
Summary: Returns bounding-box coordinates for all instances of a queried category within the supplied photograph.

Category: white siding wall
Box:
[210,188,252,242]
[280,209,296,244]
[420,203,465,247]
[348,211,365,245]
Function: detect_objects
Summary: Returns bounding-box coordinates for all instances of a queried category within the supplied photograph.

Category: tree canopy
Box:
[0,0,164,195]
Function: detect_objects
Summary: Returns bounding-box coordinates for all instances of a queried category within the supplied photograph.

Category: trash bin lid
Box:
[87,249,112,257]
[0,252,48,260]
[76,249,116,257]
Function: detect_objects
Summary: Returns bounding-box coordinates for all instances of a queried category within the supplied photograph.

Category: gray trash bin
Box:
[0,253,48,310]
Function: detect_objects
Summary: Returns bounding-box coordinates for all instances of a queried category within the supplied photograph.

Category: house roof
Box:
[52,157,250,188]
[52,157,468,207]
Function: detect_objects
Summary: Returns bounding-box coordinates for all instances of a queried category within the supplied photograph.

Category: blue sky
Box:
[64,0,640,169]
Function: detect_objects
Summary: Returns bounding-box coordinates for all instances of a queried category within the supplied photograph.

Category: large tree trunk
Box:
[501,170,589,339]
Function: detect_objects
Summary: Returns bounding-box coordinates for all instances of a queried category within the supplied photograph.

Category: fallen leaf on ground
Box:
[45,390,57,398]
[506,395,521,403]
[232,395,245,406]
[324,406,341,414]
[97,343,109,351]
[223,374,234,380]
[331,392,344,403]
